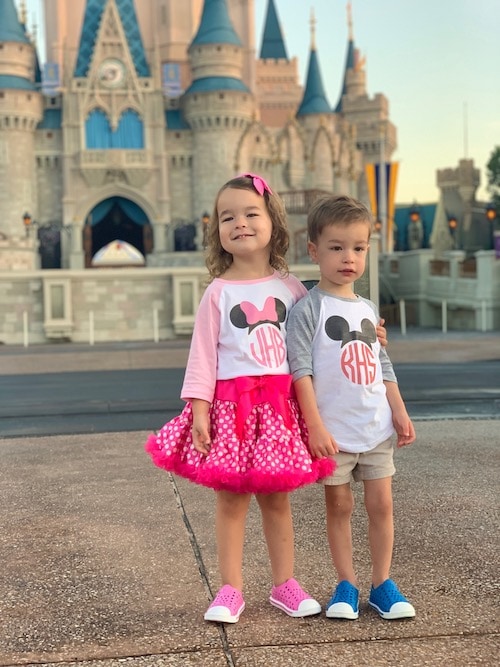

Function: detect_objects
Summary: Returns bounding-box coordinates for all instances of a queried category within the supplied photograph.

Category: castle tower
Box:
[255,0,301,127]
[295,11,337,192]
[182,0,255,214]
[62,0,168,269]
[334,2,397,165]
[0,0,43,243]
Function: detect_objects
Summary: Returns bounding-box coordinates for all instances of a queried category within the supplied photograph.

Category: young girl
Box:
[145,173,335,624]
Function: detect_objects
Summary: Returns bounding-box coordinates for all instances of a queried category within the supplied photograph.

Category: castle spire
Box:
[191,0,242,47]
[74,0,150,77]
[334,2,357,113]
[259,0,288,60]
[296,29,331,117]
[0,0,30,44]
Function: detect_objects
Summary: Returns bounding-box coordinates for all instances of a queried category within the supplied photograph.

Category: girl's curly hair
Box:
[205,175,289,279]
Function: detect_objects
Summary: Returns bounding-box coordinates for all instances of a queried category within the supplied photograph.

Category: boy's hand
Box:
[377,318,388,347]
[307,423,339,459]
[392,409,416,448]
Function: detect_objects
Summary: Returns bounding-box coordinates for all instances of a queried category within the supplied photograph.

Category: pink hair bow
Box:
[239,172,273,196]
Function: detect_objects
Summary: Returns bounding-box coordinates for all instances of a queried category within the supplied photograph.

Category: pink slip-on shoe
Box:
[269,578,321,618]
[204,585,245,623]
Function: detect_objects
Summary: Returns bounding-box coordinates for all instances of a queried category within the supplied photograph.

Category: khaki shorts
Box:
[322,436,396,486]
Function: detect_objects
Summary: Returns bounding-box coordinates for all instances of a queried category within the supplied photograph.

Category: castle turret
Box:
[183,0,254,213]
[0,0,43,244]
[255,0,302,127]
[295,14,331,118]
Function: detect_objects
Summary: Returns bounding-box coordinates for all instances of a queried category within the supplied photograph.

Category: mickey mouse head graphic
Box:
[325,316,378,385]
[230,296,287,368]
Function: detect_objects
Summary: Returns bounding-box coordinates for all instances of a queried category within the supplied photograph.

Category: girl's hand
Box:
[377,318,388,347]
[192,415,211,454]
[190,399,211,455]
[306,423,339,459]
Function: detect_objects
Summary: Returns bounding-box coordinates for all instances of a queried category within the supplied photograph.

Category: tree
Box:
[486,146,500,211]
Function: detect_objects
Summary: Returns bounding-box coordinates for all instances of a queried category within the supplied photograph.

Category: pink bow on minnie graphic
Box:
[240,297,277,325]
[239,172,273,196]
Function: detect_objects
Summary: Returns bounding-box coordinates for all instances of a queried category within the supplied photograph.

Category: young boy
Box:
[287,194,416,620]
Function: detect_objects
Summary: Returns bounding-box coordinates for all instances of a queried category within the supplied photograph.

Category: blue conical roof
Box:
[296,48,331,116]
[334,38,355,113]
[75,0,150,77]
[259,0,288,59]
[191,0,241,47]
[0,0,30,44]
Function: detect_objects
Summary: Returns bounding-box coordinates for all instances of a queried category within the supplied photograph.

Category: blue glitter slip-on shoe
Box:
[368,579,415,620]
[325,580,359,620]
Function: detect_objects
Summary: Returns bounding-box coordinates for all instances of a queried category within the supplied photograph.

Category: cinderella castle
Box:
[0,0,397,272]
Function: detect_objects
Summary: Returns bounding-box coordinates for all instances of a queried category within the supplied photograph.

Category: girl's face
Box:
[216,187,273,259]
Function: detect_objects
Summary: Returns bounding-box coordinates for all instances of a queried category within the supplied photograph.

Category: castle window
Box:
[219,94,224,100]
[85,108,144,149]
[47,132,53,139]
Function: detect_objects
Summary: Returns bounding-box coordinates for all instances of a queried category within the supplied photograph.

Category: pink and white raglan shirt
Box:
[181,271,307,403]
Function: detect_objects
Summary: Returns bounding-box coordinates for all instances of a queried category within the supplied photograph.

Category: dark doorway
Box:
[83,197,152,268]
[92,202,144,255]
[38,224,62,269]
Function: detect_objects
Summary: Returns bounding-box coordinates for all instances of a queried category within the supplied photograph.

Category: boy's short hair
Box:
[307,195,373,243]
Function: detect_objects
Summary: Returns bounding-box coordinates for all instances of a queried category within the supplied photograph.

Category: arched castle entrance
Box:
[83,196,153,268]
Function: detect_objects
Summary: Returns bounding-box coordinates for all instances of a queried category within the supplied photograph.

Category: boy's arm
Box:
[384,381,416,448]
[294,376,339,458]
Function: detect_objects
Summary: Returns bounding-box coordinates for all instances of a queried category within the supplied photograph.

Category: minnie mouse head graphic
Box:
[230,296,287,368]
[325,316,378,385]
[230,296,286,333]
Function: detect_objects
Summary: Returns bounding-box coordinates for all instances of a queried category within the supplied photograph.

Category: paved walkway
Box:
[1,329,499,666]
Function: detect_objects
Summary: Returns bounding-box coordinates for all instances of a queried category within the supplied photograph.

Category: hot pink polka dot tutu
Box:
[145,376,335,494]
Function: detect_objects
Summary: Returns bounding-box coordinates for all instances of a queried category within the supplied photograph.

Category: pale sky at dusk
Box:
[21,0,500,205]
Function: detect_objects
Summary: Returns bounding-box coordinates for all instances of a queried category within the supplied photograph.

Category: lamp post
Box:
[448,216,458,249]
[202,211,210,248]
[23,211,34,237]
[408,205,423,250]
[486,203,499,257]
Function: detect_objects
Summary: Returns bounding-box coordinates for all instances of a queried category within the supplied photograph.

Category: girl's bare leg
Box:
[215,490,252,591]
[256,492,294,585]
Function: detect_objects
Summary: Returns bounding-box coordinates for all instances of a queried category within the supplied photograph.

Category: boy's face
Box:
[308,221,370,294]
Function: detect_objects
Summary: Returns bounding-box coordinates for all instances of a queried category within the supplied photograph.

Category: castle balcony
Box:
[78,149,153,187]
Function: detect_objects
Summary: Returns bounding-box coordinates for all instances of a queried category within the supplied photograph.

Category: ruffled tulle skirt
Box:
[145,376,334,494]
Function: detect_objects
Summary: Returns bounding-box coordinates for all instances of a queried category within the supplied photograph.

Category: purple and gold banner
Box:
[365,162,399,251]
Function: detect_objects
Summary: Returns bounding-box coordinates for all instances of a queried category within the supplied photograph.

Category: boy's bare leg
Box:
[325,483,357,585]
[363,477,394,587]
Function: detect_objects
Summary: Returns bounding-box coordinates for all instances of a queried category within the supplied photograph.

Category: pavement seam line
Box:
[168,473,236,667]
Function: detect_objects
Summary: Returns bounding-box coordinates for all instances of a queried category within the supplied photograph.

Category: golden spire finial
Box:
[20,0,28,25]
[310,7,317,50]
[347,1,354,41]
